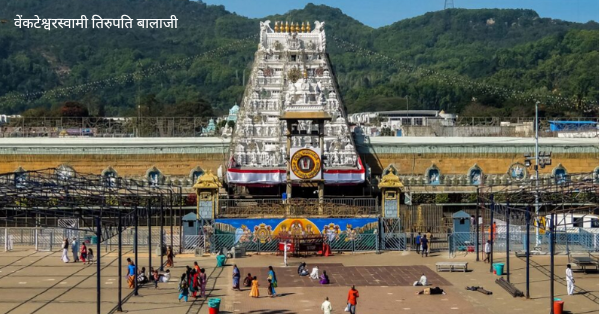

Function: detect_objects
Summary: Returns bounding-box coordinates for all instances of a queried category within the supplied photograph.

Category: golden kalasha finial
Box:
[306,21,311,32]
[301,21,306,33]
[285,21,290,33]
[274,21,279,32]
[296,22,300,33]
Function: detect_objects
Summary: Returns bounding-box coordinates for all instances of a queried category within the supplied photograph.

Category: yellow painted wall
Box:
[364,153,598,175]
[1,152,596,177]
[0,154,226,176]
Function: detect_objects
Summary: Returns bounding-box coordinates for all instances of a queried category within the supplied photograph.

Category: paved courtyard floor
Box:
[0,248,597,314]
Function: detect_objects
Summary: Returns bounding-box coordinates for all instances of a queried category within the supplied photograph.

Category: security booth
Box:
[182,212,199,237]
[453,210,471,233]
[451,210,473,252]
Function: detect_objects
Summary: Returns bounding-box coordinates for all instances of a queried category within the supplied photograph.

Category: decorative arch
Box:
[56,164,75,180]
[425,164,441,185]
[507,162,527,181]
[467,164,483,185]
[14,166,27,187]
[382,164,399,176]
[552,164,567,184]
[101,166,118,178]
[189,166,204,183]
[102,166,118,187]
[145,166,164,187]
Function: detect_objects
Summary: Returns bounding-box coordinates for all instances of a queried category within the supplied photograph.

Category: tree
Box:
[227,120,235,129]
[60,101,89,117]
[170,98,214,117]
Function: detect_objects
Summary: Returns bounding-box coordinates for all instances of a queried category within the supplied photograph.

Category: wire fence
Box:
[449,229,599,257]
[4,226,596,256]
[208,233,382,254]
[0,117,218,138]
[0,227,182,253]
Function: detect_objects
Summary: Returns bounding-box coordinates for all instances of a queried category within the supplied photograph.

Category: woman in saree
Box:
[166,246,174,267]
[61,239,70,263]
[249,276,259,298]
[80,242,87,263]
[199,268,208,298]
[189,270,198,297]
[267,266,277,290]
[232,265,241,290]
[320,270,330,284]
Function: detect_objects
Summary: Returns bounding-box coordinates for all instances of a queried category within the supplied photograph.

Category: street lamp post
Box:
[534,101,540,246]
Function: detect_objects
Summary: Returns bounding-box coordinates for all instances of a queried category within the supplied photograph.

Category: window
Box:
[401,118,411,126]
[291,55,297,62]
[591,219,599,228]
[188,221,194,228]
[414,118,423,126]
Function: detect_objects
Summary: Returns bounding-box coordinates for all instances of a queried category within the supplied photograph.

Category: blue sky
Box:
[202,0,599,28]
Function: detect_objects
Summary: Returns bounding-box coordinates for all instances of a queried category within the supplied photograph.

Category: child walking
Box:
[178,274,189,302]
[86,249,94,265]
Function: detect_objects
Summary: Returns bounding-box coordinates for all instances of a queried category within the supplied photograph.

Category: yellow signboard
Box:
[534,216,546,234]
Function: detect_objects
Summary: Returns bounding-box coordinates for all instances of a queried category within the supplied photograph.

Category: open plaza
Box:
[0,248,597,314]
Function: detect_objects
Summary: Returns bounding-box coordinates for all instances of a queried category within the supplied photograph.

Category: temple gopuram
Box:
[226,20,365,197]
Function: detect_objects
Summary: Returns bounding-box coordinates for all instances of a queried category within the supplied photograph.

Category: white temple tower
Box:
[226,21,364,186]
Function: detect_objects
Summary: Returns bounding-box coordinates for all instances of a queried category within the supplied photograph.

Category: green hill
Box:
[0,0,597,117]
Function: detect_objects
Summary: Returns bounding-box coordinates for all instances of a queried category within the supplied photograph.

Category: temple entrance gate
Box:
[381,217,406,251]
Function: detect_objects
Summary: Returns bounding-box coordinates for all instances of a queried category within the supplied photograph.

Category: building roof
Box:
[365,137,599,147]
[376,110,441,116]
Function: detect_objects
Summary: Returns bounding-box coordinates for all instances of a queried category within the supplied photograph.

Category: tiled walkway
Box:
[240,264,451,287]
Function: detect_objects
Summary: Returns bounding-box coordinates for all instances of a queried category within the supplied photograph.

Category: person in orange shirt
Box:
[346,285,359,314]
[488,222,497,241]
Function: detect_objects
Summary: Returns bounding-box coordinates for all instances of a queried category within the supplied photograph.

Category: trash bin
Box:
[84,235,93,244]
[90,236,98,245]
[208,298,221,314]
[216,255,226,267]
[493,263,504,276]
[553,300,564,314]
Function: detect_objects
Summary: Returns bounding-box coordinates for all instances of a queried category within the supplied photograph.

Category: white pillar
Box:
[4,228,7,252]
[35,228,38,251]
[283,241,288,267]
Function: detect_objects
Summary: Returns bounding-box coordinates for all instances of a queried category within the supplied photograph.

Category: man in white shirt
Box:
[310,266,320,280]
[566,264,575,295]
[321,297,332,314]
[413,273,428,286]
[484,240,491,263]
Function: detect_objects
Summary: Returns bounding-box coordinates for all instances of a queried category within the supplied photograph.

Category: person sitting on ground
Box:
[137,267,149,284]
[320,270,330,285]
[310,265,320,280]
[152,268,160,288]
[243,273,253,287]
[413,273,428,286]
[298,262,309,276]
[160,269,171,283]
[415,287,445,295]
